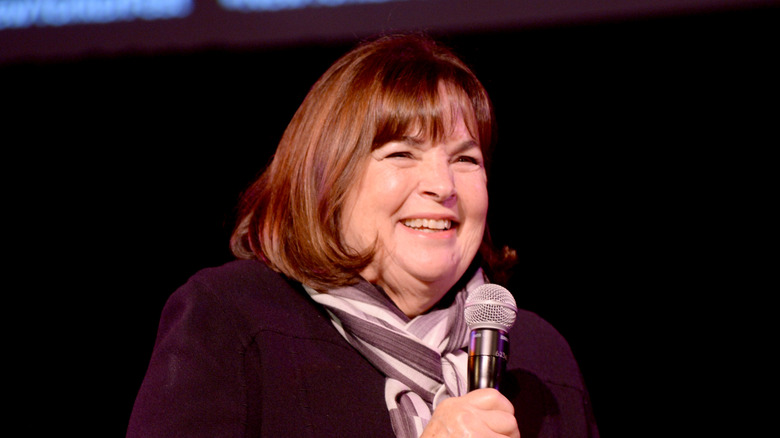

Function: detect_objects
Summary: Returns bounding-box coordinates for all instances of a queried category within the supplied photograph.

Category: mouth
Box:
[401,218,454,232]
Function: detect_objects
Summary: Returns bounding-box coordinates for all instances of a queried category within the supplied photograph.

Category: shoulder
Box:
[507,308,585,390]
[185,258,290,294]
[165,259,332,340]
[504,310,599,437]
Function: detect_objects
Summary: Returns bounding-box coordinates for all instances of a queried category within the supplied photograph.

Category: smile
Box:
[401,218,453,232]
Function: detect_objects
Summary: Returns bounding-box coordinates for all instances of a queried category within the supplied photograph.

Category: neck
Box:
[365,274,452,319]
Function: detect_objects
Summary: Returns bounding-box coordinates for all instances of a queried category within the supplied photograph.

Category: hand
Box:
[421,388,520,438]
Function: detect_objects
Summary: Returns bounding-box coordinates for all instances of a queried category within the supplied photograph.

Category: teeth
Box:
[402,219,452,231]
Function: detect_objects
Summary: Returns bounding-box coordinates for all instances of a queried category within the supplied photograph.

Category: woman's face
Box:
[341,96,488,316]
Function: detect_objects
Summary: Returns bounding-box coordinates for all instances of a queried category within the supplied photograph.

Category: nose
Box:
[419,155,456,202]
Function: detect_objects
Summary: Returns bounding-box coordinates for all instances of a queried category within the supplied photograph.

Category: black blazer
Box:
[127,260,598,437]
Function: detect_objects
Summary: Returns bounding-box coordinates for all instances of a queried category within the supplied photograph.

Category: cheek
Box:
[464,186,489,259]
[363,168,411,215]
[341,172,399,246]
[462,178,489,221]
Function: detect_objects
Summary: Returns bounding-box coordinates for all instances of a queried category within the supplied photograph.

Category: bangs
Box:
[371,77,491,152]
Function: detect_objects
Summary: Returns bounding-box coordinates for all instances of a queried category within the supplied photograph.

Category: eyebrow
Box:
[451,139,481,155]
[399,136,480,153]
[399,135,426,146]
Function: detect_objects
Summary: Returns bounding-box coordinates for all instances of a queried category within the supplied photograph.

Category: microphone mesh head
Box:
[464,284,518,331]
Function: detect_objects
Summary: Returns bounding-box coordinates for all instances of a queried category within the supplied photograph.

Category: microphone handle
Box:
[467,328,509,391]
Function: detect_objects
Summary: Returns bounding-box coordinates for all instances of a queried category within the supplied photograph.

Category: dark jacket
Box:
[128,260,598,437]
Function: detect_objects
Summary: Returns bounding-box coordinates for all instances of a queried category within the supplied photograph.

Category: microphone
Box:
[464,284,518,391]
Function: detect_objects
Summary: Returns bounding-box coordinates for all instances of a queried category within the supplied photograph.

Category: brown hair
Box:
[230,34,516,289]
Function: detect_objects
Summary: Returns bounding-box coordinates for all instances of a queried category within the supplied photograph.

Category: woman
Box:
[128,34,598,438]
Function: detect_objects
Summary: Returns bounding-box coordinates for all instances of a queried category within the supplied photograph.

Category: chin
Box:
[406,262,463,287]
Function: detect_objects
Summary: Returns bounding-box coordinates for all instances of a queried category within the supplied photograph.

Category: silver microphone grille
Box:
[464,284,518,331]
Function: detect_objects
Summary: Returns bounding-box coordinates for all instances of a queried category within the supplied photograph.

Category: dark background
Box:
[4,1,776,435]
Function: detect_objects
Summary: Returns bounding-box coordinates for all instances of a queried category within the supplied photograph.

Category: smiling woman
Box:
[128,34,599,438]
[229,36,508,291]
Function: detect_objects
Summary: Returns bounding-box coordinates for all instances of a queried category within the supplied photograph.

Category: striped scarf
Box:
[303,270,485,437]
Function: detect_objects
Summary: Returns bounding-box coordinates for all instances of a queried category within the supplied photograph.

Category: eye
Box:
[386,151,415,159]
[454,155,481,165]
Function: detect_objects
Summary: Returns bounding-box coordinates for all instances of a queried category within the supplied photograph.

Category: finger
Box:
[463,388,515,414]
[425,394,520,438]
[426,410,512,438]
[479,409,520,437]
